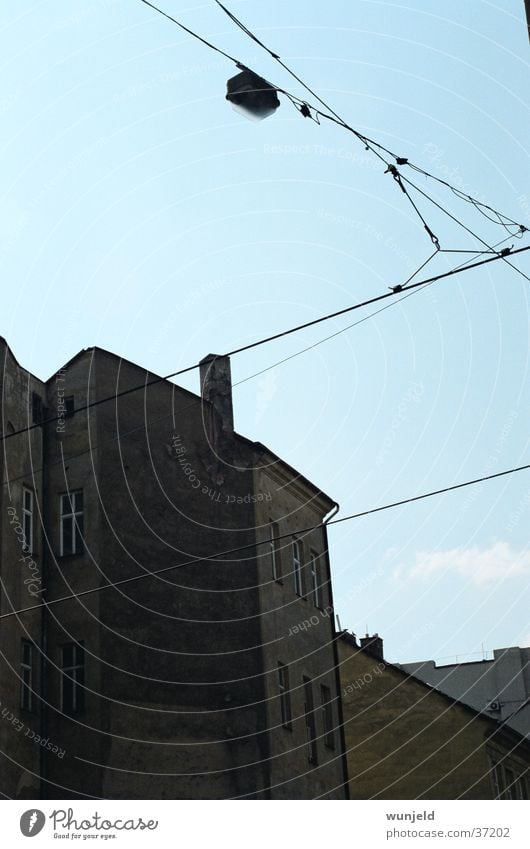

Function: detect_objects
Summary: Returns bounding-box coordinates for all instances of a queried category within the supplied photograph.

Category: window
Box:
[504,767,516,799]
[31,392,43,424]
[269,521,282,582]
[303,676,317,764]
[61,642,85,715]
[321,684,335,749]
[310,550,322,608]
[292,539,304,597]
[20,641,33,711]
[22,488,34,554]
[489,759,528,800]
[64,396,75,418]
[490,759,505,799]
[278,663,292,728]
[60,490,84,556]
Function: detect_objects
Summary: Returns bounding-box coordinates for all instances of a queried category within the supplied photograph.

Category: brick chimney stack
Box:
[360,633,384,661]
[199,354,234,434]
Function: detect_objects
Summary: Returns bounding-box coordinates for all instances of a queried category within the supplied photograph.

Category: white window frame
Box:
[60,490,84,556]
[61,642,85,715]
[489,758,524,799]
[278,663,292,728]
[303,676,317,764]
[320,684,335,749]
[310,550,322,608]
[292,539,303,596]
[22,487,34,554]
[269,521,282,582]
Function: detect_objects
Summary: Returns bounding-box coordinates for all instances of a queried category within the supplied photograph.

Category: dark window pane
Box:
[278,663,291,727]
[76,668,85,712]
[22,642,32,665]
[31,392,43,424]
[62,674,73,715]
[303,677,317,764]
[62,643,85,715]
[62,644,74,667]
[74,515,84,554]
[21,674,32,710]
[321,685,335,749]
[62,516,73,554]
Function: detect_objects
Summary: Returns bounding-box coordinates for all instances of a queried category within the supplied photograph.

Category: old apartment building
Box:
[0,337,348,799]
[401,646,530,739]
[339,632,530,799]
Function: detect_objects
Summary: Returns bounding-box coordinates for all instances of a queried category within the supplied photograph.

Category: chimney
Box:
[199,354,234,434]
[360,633,384,662]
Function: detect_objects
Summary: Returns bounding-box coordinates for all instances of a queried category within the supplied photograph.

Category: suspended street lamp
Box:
[226,68,280,121]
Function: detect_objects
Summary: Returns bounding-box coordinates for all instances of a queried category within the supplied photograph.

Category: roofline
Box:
[0,336,43,383]
[2,339,339,509]
[401,645,528,671]
[235,432,336,511]
[338,632,530,749]
[45,345,203,405]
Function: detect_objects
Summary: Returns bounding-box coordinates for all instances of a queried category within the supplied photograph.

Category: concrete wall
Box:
[401,647,530,739]
[338,637,530,800]
[0,338,45,798]
[254,462,346,798]
[1,341,346,799]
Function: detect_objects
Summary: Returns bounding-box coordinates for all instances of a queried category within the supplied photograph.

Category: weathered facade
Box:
[400,646,530,739]
[0,338,347,799]
[338,633,530,799]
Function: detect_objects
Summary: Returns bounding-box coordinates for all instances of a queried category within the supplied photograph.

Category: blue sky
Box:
[2,0,529,663]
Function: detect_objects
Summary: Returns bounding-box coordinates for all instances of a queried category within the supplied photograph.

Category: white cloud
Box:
[407,541,530,587]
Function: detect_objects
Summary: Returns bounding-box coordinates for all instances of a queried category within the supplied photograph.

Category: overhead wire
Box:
[398,172,530,284]
[138,0,239,63]
[2,456,530,622]
[138,0,527,248]
[212,2,528,259]
[136,0,529,278]
[1,250,449,489]
[2,246,528,444]
[234,278,432,389]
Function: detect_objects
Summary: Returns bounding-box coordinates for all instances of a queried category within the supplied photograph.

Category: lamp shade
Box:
[226,70,280,121]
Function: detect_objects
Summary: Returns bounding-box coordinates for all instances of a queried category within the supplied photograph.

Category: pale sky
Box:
[2,0,529,663]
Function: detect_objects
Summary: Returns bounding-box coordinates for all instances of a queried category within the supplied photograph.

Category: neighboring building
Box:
[338,632,530,799]
[0,338,348,799]
[400,647,530,739]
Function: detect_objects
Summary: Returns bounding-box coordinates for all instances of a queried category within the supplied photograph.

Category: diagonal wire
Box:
[213,1,528,260]
[4,247,527,443]
[2,457,530,622]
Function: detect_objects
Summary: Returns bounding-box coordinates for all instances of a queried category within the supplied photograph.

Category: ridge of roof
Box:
[338,631,530,749]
